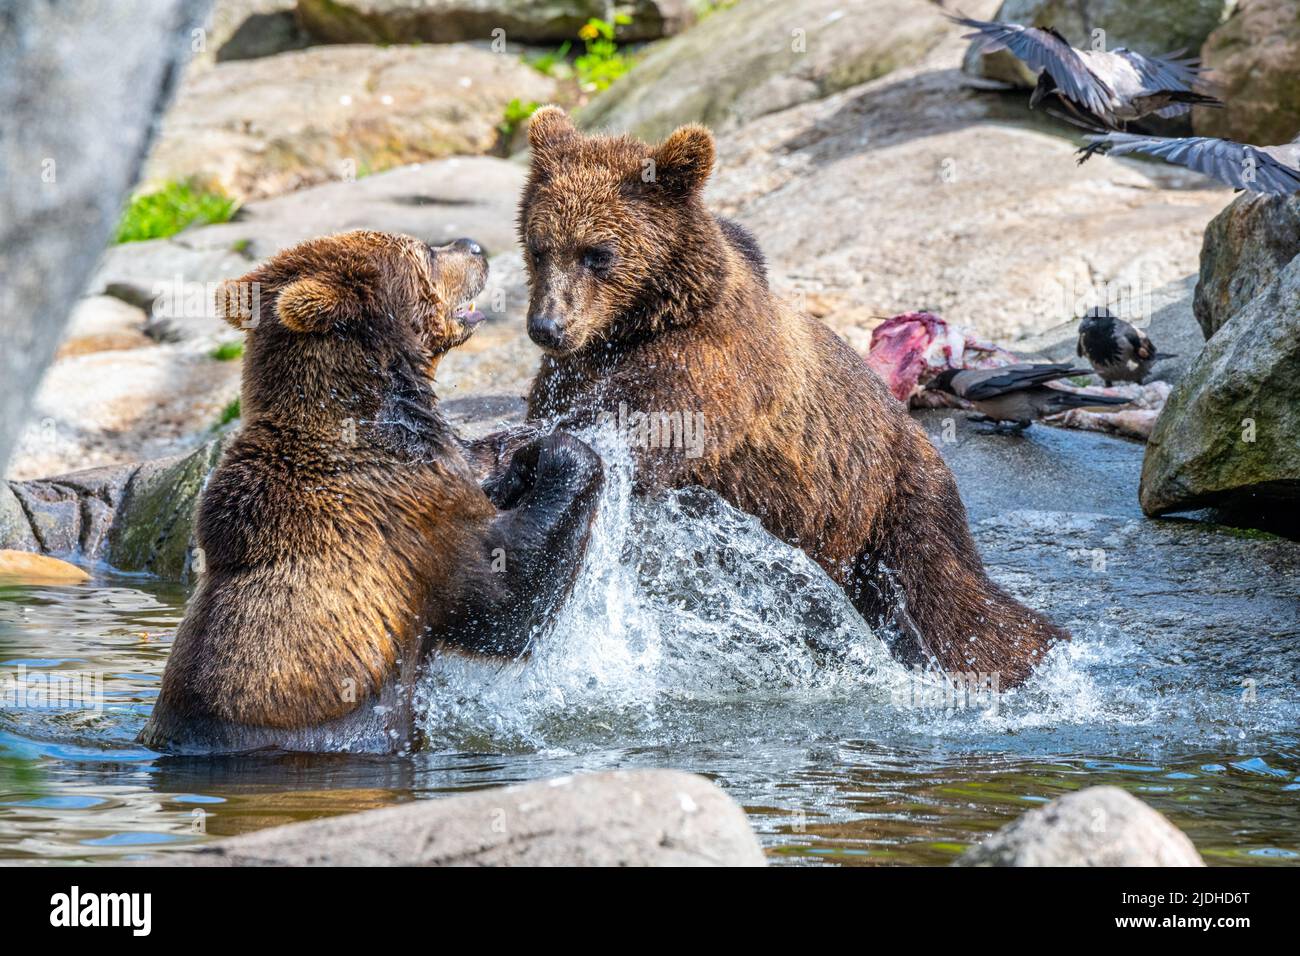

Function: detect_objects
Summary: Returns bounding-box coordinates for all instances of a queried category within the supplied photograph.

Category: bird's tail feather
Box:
[1050,391,1132,410]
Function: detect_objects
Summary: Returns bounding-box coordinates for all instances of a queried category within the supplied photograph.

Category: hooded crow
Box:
[927,362,1131,429]
[1078,132,1300,195]
[952,15,1222,129]
[1076,307,1176,385]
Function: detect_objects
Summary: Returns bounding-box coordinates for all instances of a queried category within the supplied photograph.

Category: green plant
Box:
[210,341,244,362]
[527,40,572,77]
[498,98,541,140]
[114,179,238,244]
[214,397,241,430]
[574,15,634,92]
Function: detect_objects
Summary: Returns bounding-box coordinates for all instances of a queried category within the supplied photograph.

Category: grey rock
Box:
[296,0,694,45]
[216,5,312,62]
[0,0,211,477]
[1194,0,1300,146]
[1141,253,1300,517]
[107,440,225,581]
[0,484,39,553]
[170,769,767,866]
[1194,192,1300,340]
[579,0,952,142]
[142,43,556,201]
[962,0,1233,91]
[957,785,1204,866]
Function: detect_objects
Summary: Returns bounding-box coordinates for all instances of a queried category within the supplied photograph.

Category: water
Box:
[1,435,1297,865]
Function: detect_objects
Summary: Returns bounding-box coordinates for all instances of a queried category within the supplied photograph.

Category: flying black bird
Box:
[1078,132,1300,195]
[1076,307,1176,385]
[927,362,1131,429]
[952,15,1222,129]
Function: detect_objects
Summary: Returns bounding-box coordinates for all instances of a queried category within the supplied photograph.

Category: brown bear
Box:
[140,230,602,754]
[517,107,1067,687]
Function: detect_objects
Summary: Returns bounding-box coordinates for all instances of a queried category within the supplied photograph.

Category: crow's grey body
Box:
[928,362,1131,428]
[1078,133,1300,195]
[953,15,1221,129]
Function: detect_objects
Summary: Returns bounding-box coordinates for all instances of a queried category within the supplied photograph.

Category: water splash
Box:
[415,429,906,751]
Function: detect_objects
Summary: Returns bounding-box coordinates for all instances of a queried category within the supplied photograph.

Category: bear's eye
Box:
[582,246,616,274]
[526,240,546,264]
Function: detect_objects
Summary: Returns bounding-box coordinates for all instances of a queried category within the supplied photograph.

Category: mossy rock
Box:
[107,439,224,582]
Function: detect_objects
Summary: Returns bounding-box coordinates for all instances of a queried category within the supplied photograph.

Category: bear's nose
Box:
[452,237,485,258]
[528,313,565,350]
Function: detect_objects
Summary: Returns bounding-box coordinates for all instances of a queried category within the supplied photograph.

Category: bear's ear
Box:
[214,270,270,330]
[527,105,577,157]
[274,276,359,333]
[649,124,715,197]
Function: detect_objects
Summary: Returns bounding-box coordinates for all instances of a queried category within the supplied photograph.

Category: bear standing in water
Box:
[517,107,1067,687]
[141,231,602,754]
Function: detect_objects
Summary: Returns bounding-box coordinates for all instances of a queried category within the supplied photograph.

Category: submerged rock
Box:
[956,785,1204,866]
[170,770,767,866]
[962,0,1233,89]
[579,0,952,141]
[0,550,90,586]
[1194,0,1300,146]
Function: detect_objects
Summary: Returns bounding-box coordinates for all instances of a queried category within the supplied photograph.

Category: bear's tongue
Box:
[454,301,485,325]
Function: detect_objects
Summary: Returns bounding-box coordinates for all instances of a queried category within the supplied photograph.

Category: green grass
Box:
[527,40,572,77]
[210,341,244,362]
[213,397,241,430]
[114,180,238,244]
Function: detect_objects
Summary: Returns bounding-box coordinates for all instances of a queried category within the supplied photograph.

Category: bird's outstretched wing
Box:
[950,15,1115,119]
[960,363,1083,401]
[1116,49,1205,93]
[1082,133,1300,195]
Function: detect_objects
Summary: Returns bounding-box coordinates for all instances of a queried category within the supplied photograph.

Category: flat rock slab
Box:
[143,42,555,201]
[956,785,1204,866]
[168,769,767,866]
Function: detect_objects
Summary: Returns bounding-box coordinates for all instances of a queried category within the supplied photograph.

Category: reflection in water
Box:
[0,436,1297,865]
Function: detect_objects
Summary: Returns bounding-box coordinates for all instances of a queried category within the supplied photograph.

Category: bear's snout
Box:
[528,312,566,351]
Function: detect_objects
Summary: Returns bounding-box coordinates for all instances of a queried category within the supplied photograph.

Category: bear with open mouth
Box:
[140,230,603,754]
[517,107,1067,687]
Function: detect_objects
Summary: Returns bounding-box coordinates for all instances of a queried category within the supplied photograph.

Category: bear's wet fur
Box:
[519,108,1067,686]
[141,230,602,754]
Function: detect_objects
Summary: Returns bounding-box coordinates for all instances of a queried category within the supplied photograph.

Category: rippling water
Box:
[1,434,1297,865]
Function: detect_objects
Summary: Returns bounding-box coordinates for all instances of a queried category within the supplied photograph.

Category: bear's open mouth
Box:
[453,299,485,326]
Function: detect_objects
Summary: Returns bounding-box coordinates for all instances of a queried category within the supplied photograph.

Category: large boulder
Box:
[1194,0,1300,145]
[0,0,211,478]
[1194,192,1300,339]
[170,770,767,866]
[142,43,556,200]
[956,786,1204,866]
[963,1,1233,87]
[578,0,953,141]
[1142,251,1300,516]
[296,0,694,44]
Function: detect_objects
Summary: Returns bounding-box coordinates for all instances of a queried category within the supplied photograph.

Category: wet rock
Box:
[579,0,952,141]
[962,0,1233,89]
[142,43,556,200]
[1193,192,1300,339]
[297,0,693,44]
[172,770,767,866]
[0,484,39,553]
[6,464,138,560]
[0,0,211,477]
[1194,0,1300,146]
[956,786,1204,866]
[1141,253,1300,518]
[0,551,90,586]
[108,441,225,581]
